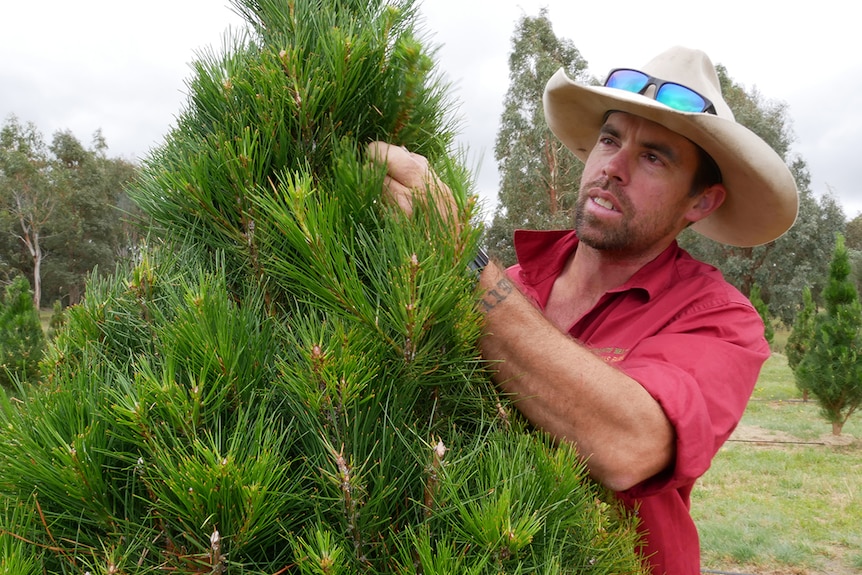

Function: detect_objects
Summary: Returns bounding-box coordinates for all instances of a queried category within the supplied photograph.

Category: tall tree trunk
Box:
[544,136,558,216]
[32,231,42,310]
[14,191,51,310]
[17,214,43,310]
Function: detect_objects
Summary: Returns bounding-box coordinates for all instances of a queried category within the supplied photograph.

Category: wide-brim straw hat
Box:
[543,46,799,247]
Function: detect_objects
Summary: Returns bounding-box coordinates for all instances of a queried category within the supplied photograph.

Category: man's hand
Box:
[367,141,459,228]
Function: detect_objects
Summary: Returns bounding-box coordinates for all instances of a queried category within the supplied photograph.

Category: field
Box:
[693,352,862,574]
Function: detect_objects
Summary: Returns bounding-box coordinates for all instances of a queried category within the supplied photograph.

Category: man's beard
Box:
[574,177,680,255]
[574,177,635,252]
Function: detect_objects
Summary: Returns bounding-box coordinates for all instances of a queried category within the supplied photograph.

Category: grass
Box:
[693,351,862,574]
[39,309,52,334]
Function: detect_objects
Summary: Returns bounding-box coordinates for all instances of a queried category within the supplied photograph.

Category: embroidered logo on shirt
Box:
[590,347,629,363]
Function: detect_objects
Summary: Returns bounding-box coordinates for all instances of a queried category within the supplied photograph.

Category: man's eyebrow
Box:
[643,141,680,166]
[599,120,682,165]
[599,123,620,139]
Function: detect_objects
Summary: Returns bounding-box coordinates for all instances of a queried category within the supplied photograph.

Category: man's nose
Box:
[601,149,630,184]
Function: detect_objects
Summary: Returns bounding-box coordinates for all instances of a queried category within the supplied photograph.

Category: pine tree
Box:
[796,234,862,435]
[0,275,45,387]
[0,1,644,572]
[786,286,816,401]
[484,9,590,266]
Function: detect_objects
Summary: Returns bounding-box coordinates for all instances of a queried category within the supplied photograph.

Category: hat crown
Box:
[640,46,735,120]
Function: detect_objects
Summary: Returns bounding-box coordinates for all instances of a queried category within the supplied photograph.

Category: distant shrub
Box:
[0,276,46,386]
[48,299,66,339]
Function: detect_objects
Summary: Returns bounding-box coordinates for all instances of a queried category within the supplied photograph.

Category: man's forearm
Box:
[477,262,675,492]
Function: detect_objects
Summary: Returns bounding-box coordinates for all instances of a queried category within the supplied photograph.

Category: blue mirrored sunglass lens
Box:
[656,83,707,112]
[606,70,649,92]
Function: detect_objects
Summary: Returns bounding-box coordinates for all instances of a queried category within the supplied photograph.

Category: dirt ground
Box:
[719,560,861,575]
[730,423,857,447]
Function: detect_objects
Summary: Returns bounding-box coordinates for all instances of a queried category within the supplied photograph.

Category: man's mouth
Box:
[592,196,617,211]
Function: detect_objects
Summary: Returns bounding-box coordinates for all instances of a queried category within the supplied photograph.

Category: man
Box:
[370,46,799,574]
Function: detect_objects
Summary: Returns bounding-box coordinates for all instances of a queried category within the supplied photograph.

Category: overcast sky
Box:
[3,0,860,219]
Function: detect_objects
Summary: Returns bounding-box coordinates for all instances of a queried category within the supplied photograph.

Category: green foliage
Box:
[0,1,643,573]
[0,116,142,309]
[47,299,66,339]
[0,275,45,387]
[844,213,862,250]
[796,234,862,434]
[786,286,816,397]
[485,9,590,266]
[716,65,794,160]
[43,129,143,305]
[749,284,773,344]
[848,247,862,298]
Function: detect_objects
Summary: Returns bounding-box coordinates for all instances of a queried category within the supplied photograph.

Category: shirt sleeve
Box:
[618,299,770,499]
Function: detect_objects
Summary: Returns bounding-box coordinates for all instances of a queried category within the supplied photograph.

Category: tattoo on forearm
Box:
[480,277,514,312]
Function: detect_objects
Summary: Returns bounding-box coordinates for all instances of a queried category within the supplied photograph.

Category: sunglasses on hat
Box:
[604,68,717,115]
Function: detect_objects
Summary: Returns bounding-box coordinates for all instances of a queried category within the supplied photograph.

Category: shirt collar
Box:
[513,229,683,300]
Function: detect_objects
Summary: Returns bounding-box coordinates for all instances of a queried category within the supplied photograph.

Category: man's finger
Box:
[368,141,429,190]
[382,175,415,217]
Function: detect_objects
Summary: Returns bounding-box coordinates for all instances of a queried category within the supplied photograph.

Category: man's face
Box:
[575,112,704,258]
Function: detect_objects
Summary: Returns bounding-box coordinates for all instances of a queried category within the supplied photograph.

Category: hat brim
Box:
[543,69,799,247]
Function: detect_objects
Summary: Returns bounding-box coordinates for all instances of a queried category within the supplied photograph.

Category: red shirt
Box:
[509,230,769,575]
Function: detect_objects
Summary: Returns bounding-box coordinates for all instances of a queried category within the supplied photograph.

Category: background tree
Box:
[749,284,773,345]
[0,117,141,308]
[47,299,66,340]
[0,1,643,573]
[0,275,45,387]
[843,211,862,250]
[484,9,590,265]
[41,129,142,305]
[680,70,844,326]
[786,285,816,401]
[0,117,56,309]
[843,213,862,296]
[796,234,862,435]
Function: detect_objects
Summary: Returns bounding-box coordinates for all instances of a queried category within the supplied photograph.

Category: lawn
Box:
[39,308,52,333]
[693,353,862,574]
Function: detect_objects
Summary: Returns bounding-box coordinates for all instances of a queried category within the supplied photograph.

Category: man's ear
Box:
[687,183,727,223]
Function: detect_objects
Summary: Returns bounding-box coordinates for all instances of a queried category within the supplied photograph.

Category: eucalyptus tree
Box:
[42,129,141,305]
[0,116,55,308]
[786,286,816,400]
[0,117,140,308]
[485,9,591,265]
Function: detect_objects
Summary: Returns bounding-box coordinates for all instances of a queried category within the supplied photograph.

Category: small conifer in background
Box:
[0,275,45,387]
[47,299,66,339]
[796,234,862,435]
